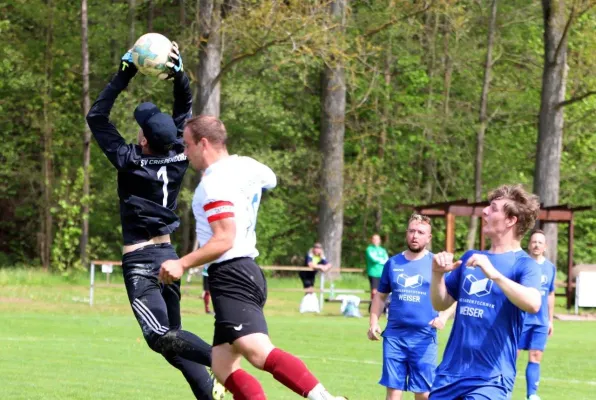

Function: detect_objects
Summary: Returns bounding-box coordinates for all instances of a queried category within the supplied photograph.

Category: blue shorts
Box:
[518,324,548,351]
[379,333,437,393]
[430,375,510,400]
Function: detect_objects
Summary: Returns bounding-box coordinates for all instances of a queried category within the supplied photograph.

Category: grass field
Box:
[1,270,595,400]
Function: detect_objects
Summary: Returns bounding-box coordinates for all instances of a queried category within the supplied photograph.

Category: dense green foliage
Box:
[1,1,594,271]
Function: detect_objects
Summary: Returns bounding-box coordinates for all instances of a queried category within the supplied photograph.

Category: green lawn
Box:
[0,273,595,399]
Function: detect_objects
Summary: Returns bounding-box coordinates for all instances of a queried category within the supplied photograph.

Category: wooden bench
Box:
[260,266,365,273]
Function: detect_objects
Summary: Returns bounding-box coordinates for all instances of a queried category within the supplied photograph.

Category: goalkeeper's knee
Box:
[146,330,177,357]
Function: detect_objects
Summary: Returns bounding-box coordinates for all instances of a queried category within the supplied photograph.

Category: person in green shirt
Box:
[366,234,389,302]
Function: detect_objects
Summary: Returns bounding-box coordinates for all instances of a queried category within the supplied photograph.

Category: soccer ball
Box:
[131,33,172,79]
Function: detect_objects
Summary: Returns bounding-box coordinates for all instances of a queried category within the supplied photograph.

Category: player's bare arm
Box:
[548,290,555,336]
[430,300,457,330]
[160,218,236,284]
[309,261,332,273]
[182,217,236,268]
[368,291,389,341]
[430,251,458,311]
[465,253,541,313]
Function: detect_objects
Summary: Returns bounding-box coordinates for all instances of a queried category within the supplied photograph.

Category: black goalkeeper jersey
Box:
[86,72,192,245]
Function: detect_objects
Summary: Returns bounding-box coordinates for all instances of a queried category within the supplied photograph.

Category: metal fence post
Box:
[89,263,95,306]
[319,273,325,311]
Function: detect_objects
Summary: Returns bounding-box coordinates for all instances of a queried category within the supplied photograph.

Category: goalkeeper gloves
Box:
[165,41,184,80]
[118,49,138,80]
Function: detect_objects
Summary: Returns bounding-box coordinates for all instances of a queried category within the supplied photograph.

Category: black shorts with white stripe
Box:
[122,244,184,342]
[121,244,215,399]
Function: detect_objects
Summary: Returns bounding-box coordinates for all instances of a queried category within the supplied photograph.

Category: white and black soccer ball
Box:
[131,33,172,80]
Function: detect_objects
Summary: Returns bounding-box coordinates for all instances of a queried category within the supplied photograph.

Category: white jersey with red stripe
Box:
[192,155,277,267]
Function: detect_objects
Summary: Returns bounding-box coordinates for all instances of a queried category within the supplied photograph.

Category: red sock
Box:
[263,348,319,397]
[224,369,266,400]
[204,291,211,313]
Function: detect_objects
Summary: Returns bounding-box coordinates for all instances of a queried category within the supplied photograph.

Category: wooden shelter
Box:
[412,200,591,309]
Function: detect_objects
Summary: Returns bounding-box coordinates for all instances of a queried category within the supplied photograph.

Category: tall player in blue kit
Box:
[518,229,556,400]
[368,214,456,400]
[429,184,542,400]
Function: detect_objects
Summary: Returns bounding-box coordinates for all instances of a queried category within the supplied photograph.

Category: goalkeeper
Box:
[86,43,223,399]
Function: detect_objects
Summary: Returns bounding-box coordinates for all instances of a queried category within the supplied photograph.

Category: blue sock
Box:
[526,361,540,397]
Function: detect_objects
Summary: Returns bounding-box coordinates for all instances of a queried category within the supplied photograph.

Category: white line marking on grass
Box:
[297,355,596,386]
[529,377,596,386]
[0,337,130,343]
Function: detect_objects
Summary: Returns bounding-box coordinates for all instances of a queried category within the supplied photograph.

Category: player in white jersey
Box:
[159,116,347,400]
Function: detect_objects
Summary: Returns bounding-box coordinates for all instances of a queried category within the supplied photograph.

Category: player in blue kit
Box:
[429,184,542,400]
[518,229,556,400]
[368,214,456,400]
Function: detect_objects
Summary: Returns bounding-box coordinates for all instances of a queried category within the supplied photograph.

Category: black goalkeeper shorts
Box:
[121,244,182,342]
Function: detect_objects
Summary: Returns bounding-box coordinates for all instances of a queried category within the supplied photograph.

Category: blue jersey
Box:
[435,250,541,391]
[524,259,556,327]
[378,251,438,336]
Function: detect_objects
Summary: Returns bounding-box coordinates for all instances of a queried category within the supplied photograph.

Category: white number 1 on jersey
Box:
[157,166,169,207]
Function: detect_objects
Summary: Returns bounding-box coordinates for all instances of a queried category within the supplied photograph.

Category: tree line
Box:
[1,0,595,273]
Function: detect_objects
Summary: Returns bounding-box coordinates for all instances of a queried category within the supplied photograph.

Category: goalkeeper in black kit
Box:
[86,42,225,400]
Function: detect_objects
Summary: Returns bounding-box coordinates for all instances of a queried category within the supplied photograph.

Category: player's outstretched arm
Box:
[431,252,458,311]
[86,51,137,169]
[167,42,192,135]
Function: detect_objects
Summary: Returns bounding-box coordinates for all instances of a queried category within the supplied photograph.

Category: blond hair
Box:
[184,115,227,146]
[409,213,432,227]
[488,184,540,239]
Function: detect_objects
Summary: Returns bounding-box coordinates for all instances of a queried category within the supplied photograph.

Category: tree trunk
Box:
[197,0,222,116]
[318,0,346,269]
[80,0,91,266]
[110,0,118,64]
[180,173,193,256]
[181,0,223,254]
[375,45,393,233]
[467,0,498,250]
[128,0,136,48]
[147,0,154,31]
[179,0,186,25]
[41,0,55,271]
[223,0,240,17]
[442,15,452,117]
[535,0,569,265]
[422,10,439,203]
